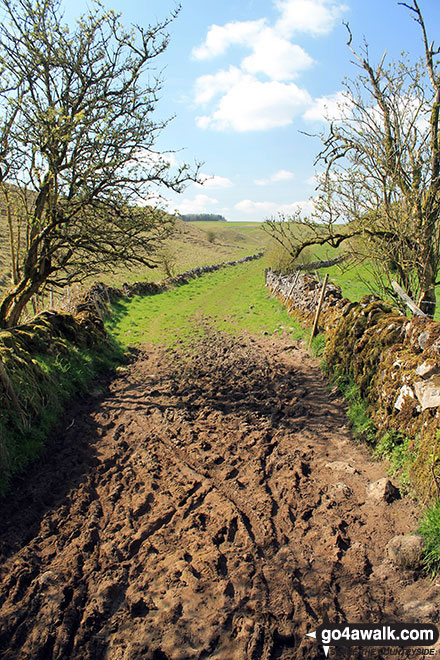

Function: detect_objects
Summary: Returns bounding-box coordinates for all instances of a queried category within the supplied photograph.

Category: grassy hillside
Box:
[0,216,269,311]
[96,219,268,288]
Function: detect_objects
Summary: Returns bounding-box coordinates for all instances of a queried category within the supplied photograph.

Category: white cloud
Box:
[255,169,295,185]
[193,23,312,83]
[303,90,347,122]
[195,67,243,105]
[273,169,296,182]
[241,27,313,81]
[192,20,265,60]
[192,0,347,133]
[278,199,316,215]
[177,194,219,215]
[275,0,348,37]
[196,70,311,132]
[197,174,234,188]
[235,199,278,215]
[235,198,315,217]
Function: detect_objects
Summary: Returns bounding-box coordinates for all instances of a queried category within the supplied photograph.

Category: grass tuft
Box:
[418,501,440,576]
[325,368,377,444]
[0,333,124,495]
[373,431,414,491]
[309,332,326,357]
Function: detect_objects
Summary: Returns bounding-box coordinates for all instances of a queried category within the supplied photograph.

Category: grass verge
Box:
[418,501,440,576]
[0,333,124,495]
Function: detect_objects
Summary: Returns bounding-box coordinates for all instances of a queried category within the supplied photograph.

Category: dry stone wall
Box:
[265,268,346,324]
[266,268,440,499]
[0,309,109,415]
[74,253,264,318]
[0,308,113,490]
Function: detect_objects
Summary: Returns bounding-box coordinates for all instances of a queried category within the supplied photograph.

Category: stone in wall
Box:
[413,376,440,410]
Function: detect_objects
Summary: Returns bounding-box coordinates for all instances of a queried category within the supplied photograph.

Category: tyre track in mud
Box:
[0,328,439,659]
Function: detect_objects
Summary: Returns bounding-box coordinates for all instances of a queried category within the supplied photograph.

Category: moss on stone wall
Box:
[266,269,440,501]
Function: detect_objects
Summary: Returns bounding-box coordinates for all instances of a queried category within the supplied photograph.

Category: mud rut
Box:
[0,328,438,660]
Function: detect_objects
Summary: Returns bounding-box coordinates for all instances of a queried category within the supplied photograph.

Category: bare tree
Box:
[265,0,440,316]
[0,0,200,328]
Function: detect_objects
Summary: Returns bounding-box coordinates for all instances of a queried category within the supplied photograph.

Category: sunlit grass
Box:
[106,259,304,347]
[419,500,440,576]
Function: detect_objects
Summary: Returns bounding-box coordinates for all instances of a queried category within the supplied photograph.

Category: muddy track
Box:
[0,328,438,659]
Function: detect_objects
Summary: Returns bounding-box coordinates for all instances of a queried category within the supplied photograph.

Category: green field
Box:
[1,211,439,319]
[0,218,269,298]
[106,258,304,347]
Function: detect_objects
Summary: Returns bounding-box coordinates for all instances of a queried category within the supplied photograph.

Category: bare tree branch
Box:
[265,3,440,316]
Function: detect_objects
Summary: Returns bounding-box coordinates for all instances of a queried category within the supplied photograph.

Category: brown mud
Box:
[0,329,439,659]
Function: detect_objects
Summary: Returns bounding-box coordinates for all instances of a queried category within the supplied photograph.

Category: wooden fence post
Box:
[286,271,300,300]
[308,273,328,350]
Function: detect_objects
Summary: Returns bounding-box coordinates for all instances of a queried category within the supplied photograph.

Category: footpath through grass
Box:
[107,259,303,347]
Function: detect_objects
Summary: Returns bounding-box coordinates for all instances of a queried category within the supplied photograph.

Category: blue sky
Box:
[64,0,440,221]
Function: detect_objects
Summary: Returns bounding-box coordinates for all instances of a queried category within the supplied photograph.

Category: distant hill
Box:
[180,213,227,222]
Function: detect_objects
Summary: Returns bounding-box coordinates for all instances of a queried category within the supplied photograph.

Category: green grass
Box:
[0,334,124,494]
[309,332,326,357]
[107,259,304,347]
[324,368,377,444]
[418,501,440,576]
[325,260,375,302]
[373,431,414,491]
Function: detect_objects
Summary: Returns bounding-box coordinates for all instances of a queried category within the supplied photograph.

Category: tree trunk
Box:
[418,256,437,318]
[0,278,45,328]
[419,287,436,317]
